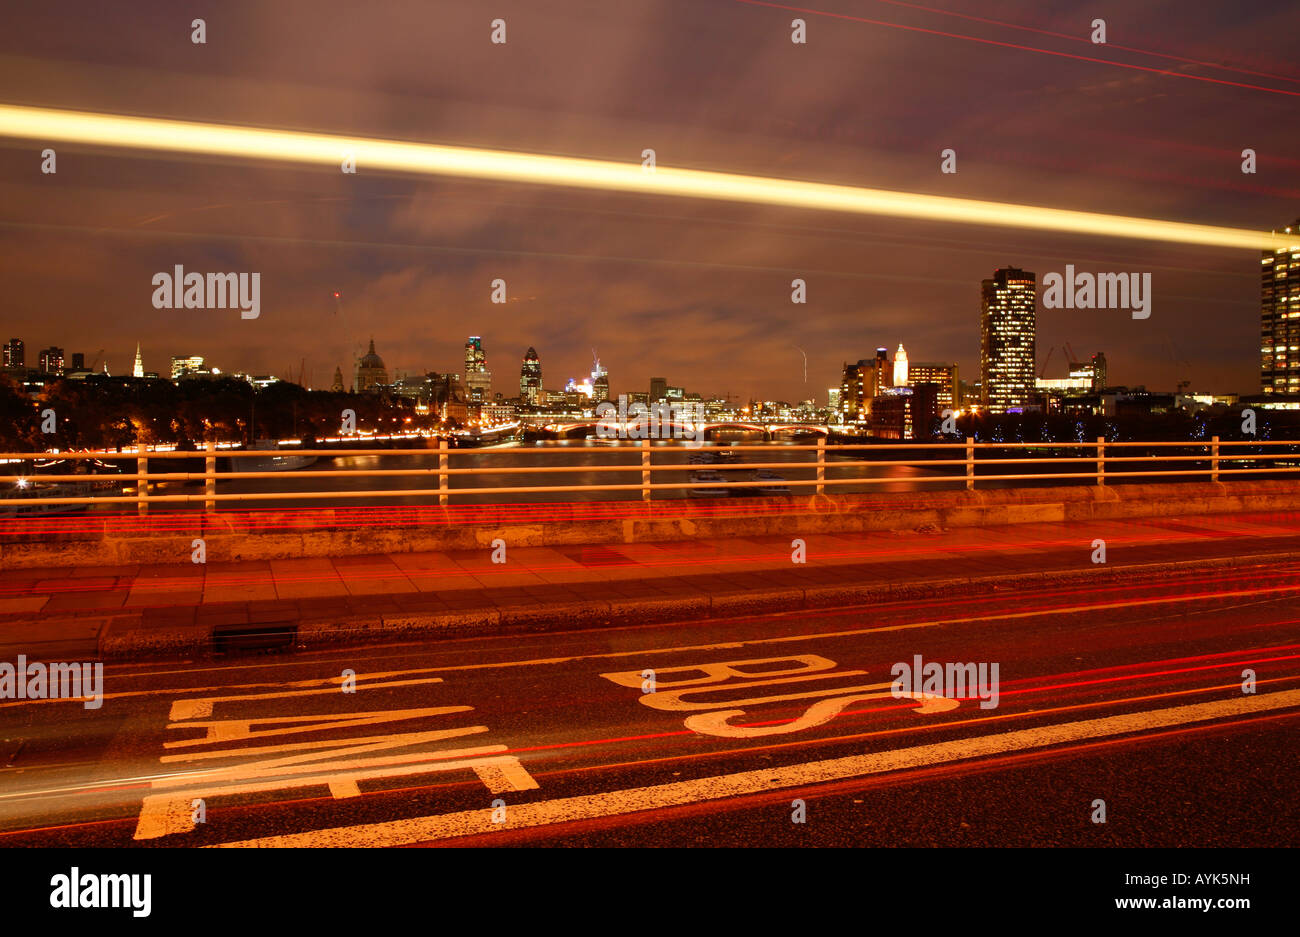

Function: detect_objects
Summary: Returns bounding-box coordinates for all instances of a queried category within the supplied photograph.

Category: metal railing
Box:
[0,435,1298,515]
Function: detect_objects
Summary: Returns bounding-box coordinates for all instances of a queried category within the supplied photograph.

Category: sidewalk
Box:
[4,510,1300,658]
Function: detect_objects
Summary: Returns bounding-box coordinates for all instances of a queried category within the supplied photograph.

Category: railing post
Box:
[1096,436,1105,487]
[438,437,449,506]
[965,437,975,490]
[204,440,216,512]
[816,437,825,495]
[641,439,651,502]
[136,442,149,516]
[1211,434,1219,483]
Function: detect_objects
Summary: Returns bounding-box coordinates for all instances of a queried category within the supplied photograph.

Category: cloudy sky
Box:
[0,0,1296,403]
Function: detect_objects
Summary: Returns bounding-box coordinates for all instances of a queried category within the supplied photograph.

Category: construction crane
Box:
[1038,346,1055,379]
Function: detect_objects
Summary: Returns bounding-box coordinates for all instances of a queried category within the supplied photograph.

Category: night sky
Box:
[1,0,1297,403]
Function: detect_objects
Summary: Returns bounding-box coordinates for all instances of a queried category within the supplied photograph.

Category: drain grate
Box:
[212,621,297,655]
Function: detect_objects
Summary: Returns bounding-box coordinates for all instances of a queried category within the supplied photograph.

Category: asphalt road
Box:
[1,558,1297,847]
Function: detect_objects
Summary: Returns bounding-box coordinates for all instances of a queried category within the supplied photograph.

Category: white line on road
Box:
[215,688,1300,847]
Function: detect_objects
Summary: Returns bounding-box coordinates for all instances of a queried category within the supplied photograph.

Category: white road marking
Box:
[215,688,1300,847]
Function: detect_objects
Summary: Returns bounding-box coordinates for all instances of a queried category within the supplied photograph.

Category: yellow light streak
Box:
[0,103,1285,250]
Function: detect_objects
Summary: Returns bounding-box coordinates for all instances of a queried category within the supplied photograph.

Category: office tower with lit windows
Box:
[590,353,609,404]
[3,338,24,370]
[840,349,891,424]
[171,355,205,379]
[38,346,64,375]
[519,346,542,404]
[908,362,959,412]
[464,336,492,402]
[1090,352,1107,391]
[980,267,1037,413]
[1262,220,1300,395]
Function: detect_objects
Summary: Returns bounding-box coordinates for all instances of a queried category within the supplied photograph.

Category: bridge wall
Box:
[2,480,1297,569]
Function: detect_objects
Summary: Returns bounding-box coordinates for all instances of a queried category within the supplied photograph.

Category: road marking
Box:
[134,672,541,840]
[214,688,1300,847]
[603,653,959,738]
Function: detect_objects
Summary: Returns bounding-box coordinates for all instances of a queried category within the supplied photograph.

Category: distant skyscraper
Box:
[893,344,909,387]
[980,267,1037,413]
[464,336,492,402]
[3,338,24,369]
[1262,219,1300,394]
[38,346,64,375]
[649,377,667,401]
[71,352,85,371]
[465,336,484,373]
[133,342,145,378]
[1090,352,1107,391]
[591,352,609,403]
[519,347,542,404]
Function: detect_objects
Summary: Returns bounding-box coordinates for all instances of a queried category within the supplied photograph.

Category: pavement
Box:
[3,509,1300,658]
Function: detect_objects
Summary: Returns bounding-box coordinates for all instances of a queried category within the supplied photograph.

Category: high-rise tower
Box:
[893,344,909,388]
[519,347,542,405]
[980,267,1036,413]
[464,336,492,402]
[1262,220,1300,395]
[2,338,24,370]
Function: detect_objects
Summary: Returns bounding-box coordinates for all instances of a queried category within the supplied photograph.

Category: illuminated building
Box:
[565,377,594,398]
[980,267,1037,413]
[356,338,389,393]
[893,344,908,387]
[519,346,542,404]
[464,336,492,402]
[839,349,891,424]
[871,384,939,440]
[171,355,205,379]
[2,338,22,369]
[908,362,959,412]
[1089,352,1107,390]
[132,342,144,378]
[591,353,609,404]
[38,346,64,375]
[1261,219,1300,394]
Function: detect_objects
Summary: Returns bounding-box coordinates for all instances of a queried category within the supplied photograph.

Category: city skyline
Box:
[2,3,1297,403]
[2,232,1284,404]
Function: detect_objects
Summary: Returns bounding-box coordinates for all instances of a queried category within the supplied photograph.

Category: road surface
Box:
[1,558,1297,847]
